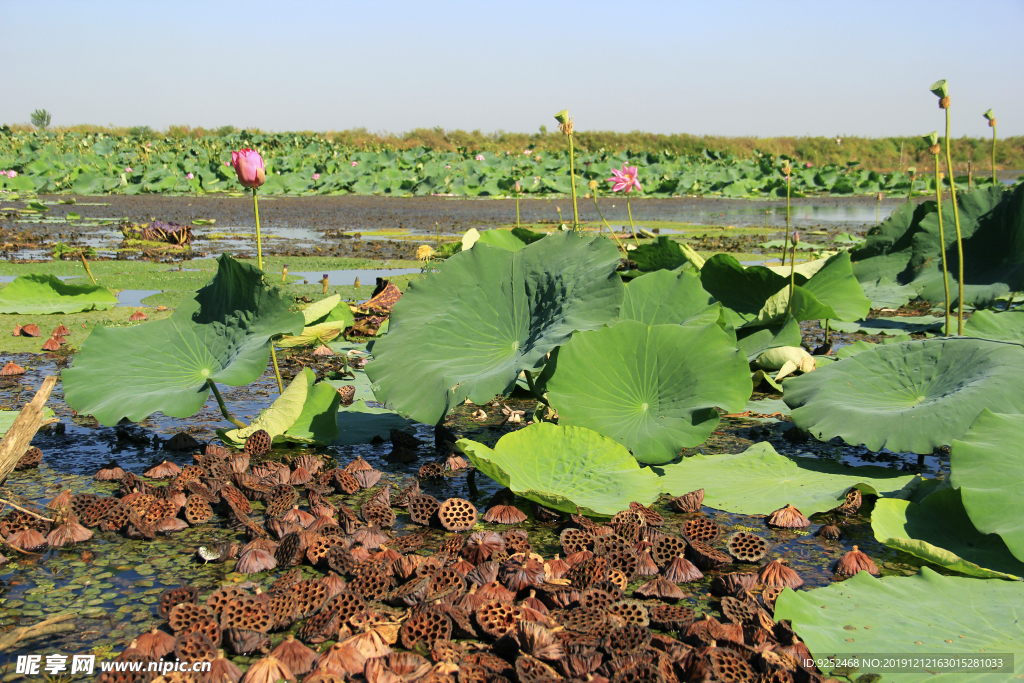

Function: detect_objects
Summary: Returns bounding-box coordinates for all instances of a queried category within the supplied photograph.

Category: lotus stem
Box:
[270,344,284,394]
[515,190,520,230]
[206,379,247,429]
[591,192,628,256]
[933,152,951,336]
[523,370,549,406]
[253,187,263,271]
[786,243,797,317]
[991,123,998,187]
[555,206,563,226]
[824,318,831,344]
[943,108,965,334]
[79,253,97,285]
[568,134,580,230]
[782,173,791,266]
[626,198,641,246]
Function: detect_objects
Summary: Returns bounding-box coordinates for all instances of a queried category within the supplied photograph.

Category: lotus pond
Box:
[0,183,1021,683]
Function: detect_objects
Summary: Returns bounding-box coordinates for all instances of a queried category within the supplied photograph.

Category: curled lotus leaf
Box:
[0,274,118,314]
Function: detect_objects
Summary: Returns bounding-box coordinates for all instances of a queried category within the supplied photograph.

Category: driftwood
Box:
[0,376,56,485]
[0,613,76,651]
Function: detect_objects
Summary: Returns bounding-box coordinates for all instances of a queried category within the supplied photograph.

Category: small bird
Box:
[196,546,220,564]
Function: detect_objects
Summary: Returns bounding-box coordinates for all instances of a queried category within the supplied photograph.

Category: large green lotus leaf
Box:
[365,232,624,424]
[700,254,789,318]
[63,254,304,426]
[784,338,1024,454]
[332,399,418,446]
[457,422,662,516]
[620,269,715,325]
[655,442,916,515]
[277,322,345,348]
[872,487,1024,580]
[220,368,312,445]
[736,316,802,361]
[475,228,529,251]
[0,408,56,436]
[962,309,1024,343]
[951,410,1024,562]
[0,274,118,314]
[798,251,871,321]
[302,295,342,324]
[775,568,1024,683]
[859,276,917,309]
[829,315,944,336]
[763,257,831,279]
[285,378,343,445]
[544,320,750,464]
[628,236,698,272]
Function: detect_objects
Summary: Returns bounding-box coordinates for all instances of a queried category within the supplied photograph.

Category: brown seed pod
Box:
[158,585,200,618]
[183,494,213,525]
[206,587,247,617]
[499,556,544,593]
[758,559,804,589]
[474,600,523,639]
[721,595,762,625]
[833,489,863,516]
[401,608,453,649]
[483,504,527,525]
[634,577,685,602]
[669,488,704,513]
[238,654,292,681]
[297,606,343,644]
[237,548,277,574]
[687,541,733,571]
[437,497,478,531]
[305,536,342,567]
[14,446,42,470]
[603,546,640,580]
[628,501,665,527]
[147,461,181,481]
[726,531,770,563]
[648,604,696,630]
[650,534,688,568]
[349,570,395,602]
[603,622,652,656]
[134,627,176,660]
[816,523,842,540]
[683,516,721,543]
[221,596,272,633]
[352,469,382,489]
[760,585,784,611]
[168,601,217,635]
[292,578,330,618]
[663,554,703,583]
[19,324,41,337]
[501,529,531,556]
[408,494,441,526]
[834,545,879,578]
[559,527,594,556]
[0,360,25,376]
[565,556,608,591]
[173,630,216,663]
[710,572,758,597]
[766,504,811,528]
[706,646,757,682]
[244,429,272,457]
[394,479,420,507]
[606,600,650,628]
[264,484,300,519]
[5,528,46,551]
[428,566,467,599]
[270,634,318,676]
[418,462,444,479]
[94,460,126,481]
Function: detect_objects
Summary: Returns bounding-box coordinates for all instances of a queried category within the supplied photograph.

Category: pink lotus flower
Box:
[7,170,17,178]
[186,172,194,180]
[475,154,485,161]
[224,161,230,166]
[125,166,132,173]
[805,162,813,168]
[607,164,641,193]
[312,173,320,180]
[231,148,266,189]
[524,149,533,154]
[351,161,358,167]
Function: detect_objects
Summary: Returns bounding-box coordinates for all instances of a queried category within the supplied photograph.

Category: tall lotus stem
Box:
[876,192,883,225]
[786,232,799,317]
[607,163,642,246]
[555,206,564,226]
[926,132,951,336]
[207,379,246,429]
[932,80,965,334]
[269,342,284,393]
[626,199,640,246]
[80,253,97,285]
[253,188,263,270]
[589,181,627,256]
[514,181,521,230]
[554,109,579,229]
[782,164,792,266]
[984,109,997,186]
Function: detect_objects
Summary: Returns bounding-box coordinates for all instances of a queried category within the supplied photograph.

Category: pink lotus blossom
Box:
[351,161,358,167]
[805,162,813,168]
[607,164,641,193]
[475,154,485,161]
[125,167,132,173]
[231,148,266,188]
[312,173,320,180]
[7,170,17,178]
[224,161,230,166]
[524,149,533,154]
[186,172,194,180]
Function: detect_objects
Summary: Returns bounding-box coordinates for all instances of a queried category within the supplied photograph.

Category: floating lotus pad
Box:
[655,443,916,516]
[784,338,1024,454]
[951,410,1024,562]
[962,309,1024,343]
[63,254,304,425]
[366,232,624,425]
[0,274,118,314]
[872,487,1024,580]
[457,422,662,516]
[619,269,716,326]
[775,568,1024,682]
[543,320,750,464]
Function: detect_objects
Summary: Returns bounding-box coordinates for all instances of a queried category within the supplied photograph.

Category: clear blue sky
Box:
[2,0,1021,137]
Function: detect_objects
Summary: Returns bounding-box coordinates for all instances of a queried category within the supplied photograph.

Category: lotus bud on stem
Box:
[924,131,951,336]
[554,109,580,229]
[931,79,965,334]
[984,109,997,186]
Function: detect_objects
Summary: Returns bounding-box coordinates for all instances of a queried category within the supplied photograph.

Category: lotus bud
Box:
[877,192,883,201]
[792,231,800,245]
[230,148,266,189]
[353,277,360,288]
[281,264,288,283]
[514,181,521,193]
[984,109,996,127]
[588,180,597,190]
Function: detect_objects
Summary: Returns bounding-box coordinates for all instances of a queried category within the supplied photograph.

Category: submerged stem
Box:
[933,154,951,336]
[943,109,965,334]
[253,187,263,271]
[206,379,247,429]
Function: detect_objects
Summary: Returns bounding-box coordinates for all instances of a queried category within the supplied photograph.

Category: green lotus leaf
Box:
[754,345,814,371]
[828,315,944,336]
[628,236,701,272]
[951,410,1024,562]
[700,254,789,318]
[775,568,1024,683]
[457,422,662,516]
[332,399,418,446]
[543,320,750,464]
[655,442,916,515]
[285,377,343,445]
[365,232,624,425]
[619,269,716,325]
[736,317,802,361]
[0,274,118,314]
[856,276,917,309]
[302,295,342,324]
[220,368,310,445]
[63,254,304,426]
[872,487,1024,580]
[277,322,345,348]
[784,338,1024,454]
[475,228,529,251]
[963,309,1024,343]
[751,369,784,393]
[0,408,56,436]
